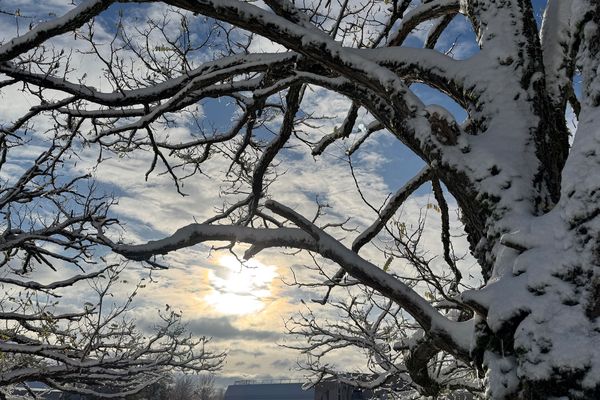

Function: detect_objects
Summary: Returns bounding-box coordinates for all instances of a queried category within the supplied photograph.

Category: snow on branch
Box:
[359,47,469,103]
[107,199,473,361]
[0,265,112,291]
[5,0,600,397]
[163,0,424,112]
[264,200,473,362]
[0,53,296,108]
[0,0,115,62]
[388,0,461,47]
[540,0,585,112]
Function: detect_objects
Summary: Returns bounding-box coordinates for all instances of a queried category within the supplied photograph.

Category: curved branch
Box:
[0,265,112,291]
[312,102,359,156]
[359,47,469,105]
[0,0,115,62]
[353,166,432,251]
[248,84,303,215]
[431,178,461,292]
[425,13,457,49]
[163,0,422,116]
[388,0,461,47]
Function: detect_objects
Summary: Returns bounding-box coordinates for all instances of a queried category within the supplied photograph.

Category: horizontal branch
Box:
[107,200,473,361]
[0,310,89,322]
[0,52,296,107]
[0,265,112,291]
[106,225,316,260]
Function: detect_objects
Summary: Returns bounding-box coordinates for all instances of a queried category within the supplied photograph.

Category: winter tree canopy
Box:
[1,0,599,399]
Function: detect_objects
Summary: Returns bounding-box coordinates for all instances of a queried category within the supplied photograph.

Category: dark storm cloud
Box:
[185,316,282,341]
[271,359,292,368]
[235,348,267,357]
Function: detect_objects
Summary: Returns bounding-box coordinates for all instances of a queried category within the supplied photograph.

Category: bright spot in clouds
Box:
[205,255,277,315]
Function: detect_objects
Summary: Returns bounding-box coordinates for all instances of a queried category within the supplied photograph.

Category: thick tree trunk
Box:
[473,209,600,398]
[464,13,600,394]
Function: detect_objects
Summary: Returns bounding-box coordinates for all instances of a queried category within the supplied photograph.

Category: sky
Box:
[0,0,567,390]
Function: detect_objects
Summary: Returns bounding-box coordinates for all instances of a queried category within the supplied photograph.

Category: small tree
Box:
[168,374,219,400]
[125,377,173,400]
[197,374,217,400]
[0,262,224,397]
[170,375,197,400]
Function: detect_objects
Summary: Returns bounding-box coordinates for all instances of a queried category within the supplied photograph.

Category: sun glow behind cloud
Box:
[204,255,278,315]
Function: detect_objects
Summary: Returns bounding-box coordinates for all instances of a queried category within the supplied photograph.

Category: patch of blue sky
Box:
[573,72,583,97]
[366,85,469,194]
[367,14,475,195]
[434,14,479,60]
[0,1,67,29]
[201,96,243,127]
[96,2,236,65]
[412,83,468,122]
[359,133,430,196]
[532,0,549,26]
[401,14,478,60]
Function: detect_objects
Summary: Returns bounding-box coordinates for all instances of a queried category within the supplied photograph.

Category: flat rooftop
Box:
[224,381,314,400]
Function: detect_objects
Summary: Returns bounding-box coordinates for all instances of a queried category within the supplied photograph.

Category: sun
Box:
[204,255,277,315]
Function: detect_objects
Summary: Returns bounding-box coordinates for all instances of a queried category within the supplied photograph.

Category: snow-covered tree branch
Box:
[2,0,599,398]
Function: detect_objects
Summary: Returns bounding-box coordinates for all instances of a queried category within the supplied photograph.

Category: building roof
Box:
[224,382,314,400]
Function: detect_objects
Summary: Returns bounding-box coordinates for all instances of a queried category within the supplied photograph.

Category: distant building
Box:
[223,381,314,400]
[223,380,371,400]
[314,380,371,400]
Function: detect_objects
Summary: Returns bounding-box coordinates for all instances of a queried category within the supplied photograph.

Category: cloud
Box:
[234,348,267,357]
[271,359,292,368]
[184,316,281,341]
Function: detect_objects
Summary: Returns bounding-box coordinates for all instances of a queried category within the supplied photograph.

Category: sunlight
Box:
[204,255,278,315]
